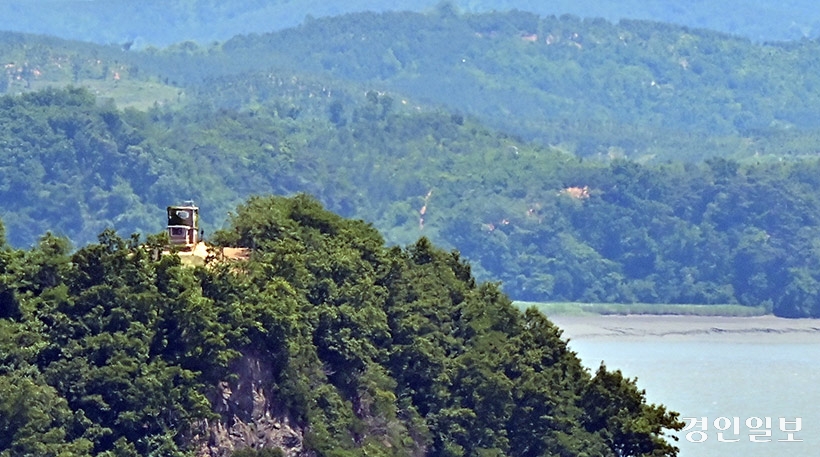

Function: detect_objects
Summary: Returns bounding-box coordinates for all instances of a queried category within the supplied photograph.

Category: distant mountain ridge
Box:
[1,0,818,47]
[8,8,820,163]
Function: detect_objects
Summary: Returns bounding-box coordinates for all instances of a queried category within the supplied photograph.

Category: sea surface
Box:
[551,316,820,457]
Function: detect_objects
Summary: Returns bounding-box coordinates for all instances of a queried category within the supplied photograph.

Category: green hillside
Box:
[1,0,818,46]
[0,195,682,457]
[201,10,820,161]
[5,85,820,317]
[5,11,820,316]
[10,11,820,161]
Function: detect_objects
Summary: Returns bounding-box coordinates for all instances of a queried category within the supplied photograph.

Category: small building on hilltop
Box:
[167,201,199,248]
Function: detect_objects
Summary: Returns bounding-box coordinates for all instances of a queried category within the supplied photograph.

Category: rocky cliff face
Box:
[194,354,312,457]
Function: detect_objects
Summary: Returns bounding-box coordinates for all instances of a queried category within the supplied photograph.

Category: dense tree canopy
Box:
[0,196,683,456]
[10,10,820,162]
[6,11,820,316]
[3,84,820,316]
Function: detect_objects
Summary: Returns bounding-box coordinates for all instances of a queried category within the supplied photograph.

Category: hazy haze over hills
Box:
[2,0,819,47]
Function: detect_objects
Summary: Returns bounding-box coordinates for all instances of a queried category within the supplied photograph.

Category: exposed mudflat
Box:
[548,314,820,343]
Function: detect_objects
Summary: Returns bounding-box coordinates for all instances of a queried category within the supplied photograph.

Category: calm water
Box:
[565,338,820,457]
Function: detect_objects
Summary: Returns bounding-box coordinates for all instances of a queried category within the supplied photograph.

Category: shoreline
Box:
[548,314,820,343]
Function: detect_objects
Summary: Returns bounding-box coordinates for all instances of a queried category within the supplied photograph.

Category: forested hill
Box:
[5,86,820,318]
[7,10,820,316]
[1,0,819,46]
[0,194,683,457]
[10,10,820,161]
[210,10,820,160]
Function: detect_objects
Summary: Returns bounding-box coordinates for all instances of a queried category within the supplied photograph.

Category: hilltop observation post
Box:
[167,201,199,248]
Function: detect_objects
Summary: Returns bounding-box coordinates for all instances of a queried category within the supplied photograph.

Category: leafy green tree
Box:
[582,364,683,457]
[0,372,93,457]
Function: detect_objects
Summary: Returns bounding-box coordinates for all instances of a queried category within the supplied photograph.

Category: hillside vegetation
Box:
[1,0,818,46]
[10,11,820,161]
[5,82,820,317]
[208,10,820,161]
[6,10,820,316]
[0,195,682,457]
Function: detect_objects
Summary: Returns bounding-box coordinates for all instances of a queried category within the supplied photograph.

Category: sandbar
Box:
[548,314,820,343]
